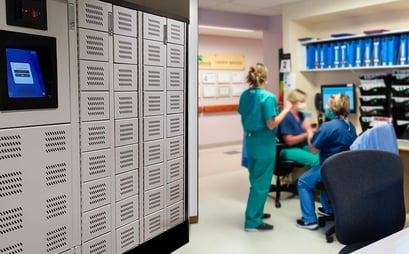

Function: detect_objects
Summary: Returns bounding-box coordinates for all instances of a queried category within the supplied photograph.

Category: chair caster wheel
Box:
[326,236,334,243]
[275,201,281,208]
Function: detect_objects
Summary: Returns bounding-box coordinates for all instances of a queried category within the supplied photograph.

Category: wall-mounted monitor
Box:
[0,30,57,110]
[321,83,356,114]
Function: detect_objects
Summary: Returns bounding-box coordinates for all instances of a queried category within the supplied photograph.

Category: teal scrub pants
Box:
[244,132,276,229]
[279,145,319,169]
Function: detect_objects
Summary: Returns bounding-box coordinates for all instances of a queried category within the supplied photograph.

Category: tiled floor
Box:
[173,145,346,254]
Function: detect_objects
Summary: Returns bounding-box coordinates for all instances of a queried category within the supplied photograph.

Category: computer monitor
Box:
[0,30,57,110]
[321,83,356,114]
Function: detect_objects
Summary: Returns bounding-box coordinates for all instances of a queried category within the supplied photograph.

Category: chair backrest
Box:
[321,150,405,245]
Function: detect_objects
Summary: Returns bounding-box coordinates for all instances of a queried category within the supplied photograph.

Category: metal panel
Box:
[143,39,165,66]
[143,13,165,42]
[166,201,184,229]
[143,140,164,166]
[115,170,138,201]
[114,35,138,64]
[0,125,74,253]
[167,157,184,183]
[116,220,139,253]
[166,67,184,91]
[114,92,138,119]
[143,92,165,116]
[167,91,184,114]
[80,92,110,122]
[79,60,110,91]
[113,5,138,38]
[166,179,183,205]
[167,136,184,161]
[82,233,113,254]
[114,118,139,147]
[115,195,139,228]
[81,149,112,182]
[80,121,111,152]
[82,205,112,242]
[143,116,164,141]
[114,64,138,91]
[167,44,184,68]
[143,187,164,215]
[143,163,164,191]
[79,28,110,62]
[143,66,165,91]
[167,114,183,138]
[78,0,112,32]
[82,177,111,212]
[143,210,164,241]
[115,144,138,174]
[167,19,185,45]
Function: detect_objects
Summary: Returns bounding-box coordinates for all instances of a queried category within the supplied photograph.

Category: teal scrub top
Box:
[238,88,278,136]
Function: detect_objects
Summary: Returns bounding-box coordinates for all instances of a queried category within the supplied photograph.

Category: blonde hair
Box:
[287,89,307,103]
[246,63,268,87]
[329,94,350,117]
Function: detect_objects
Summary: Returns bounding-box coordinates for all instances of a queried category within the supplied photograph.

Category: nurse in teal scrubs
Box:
[238,63,293,231]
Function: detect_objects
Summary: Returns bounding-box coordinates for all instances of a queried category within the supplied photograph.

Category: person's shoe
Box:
[317,207,334,217]
[296,219,319,230]
[262,213,271,219]
[245,223,274,232]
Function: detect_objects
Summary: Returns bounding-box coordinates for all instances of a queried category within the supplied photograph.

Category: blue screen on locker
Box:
[6,48,47,98]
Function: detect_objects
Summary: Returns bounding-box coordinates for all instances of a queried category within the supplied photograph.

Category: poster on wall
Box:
[203,86,216,97]
[202,71,217,83]
[217,71,231,83]
[232,84,245,96]
[218,86,230,97]
[232,71,245,83]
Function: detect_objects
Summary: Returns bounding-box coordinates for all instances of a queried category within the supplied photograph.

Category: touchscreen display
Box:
[6,48,46,98]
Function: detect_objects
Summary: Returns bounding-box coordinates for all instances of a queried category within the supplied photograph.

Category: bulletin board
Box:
[198,54,247,112]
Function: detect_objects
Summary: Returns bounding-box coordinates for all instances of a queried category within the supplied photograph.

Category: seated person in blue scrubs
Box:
[296,94,357,230]
[278,89,319,170]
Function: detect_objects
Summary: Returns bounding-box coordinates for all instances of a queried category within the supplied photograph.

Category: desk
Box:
[352,227,409,253]
[398,141,409,212]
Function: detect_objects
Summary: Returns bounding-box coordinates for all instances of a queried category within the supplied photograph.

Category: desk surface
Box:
[352,227,409,253]
[398,139,409,152]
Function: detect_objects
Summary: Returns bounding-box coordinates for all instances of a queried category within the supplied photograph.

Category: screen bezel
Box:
[321,83,356,114]
[0,30,57,110]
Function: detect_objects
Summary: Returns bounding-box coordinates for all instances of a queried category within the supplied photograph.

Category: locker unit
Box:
[141,11,186,243]
[77,0,187,252]
[0,0,188,252]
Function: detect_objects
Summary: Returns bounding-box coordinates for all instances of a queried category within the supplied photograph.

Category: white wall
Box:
[198,34,263,147]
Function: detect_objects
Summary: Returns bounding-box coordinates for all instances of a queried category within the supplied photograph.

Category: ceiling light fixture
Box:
[198,25,255,33]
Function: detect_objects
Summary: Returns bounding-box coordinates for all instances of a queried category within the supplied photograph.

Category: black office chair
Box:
[269,142,303,208]
[321,150,405,254]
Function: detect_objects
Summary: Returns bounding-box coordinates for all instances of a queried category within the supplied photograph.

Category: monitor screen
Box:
[0,30,57,110]
[6,48,47,98]
[321,84,356,113]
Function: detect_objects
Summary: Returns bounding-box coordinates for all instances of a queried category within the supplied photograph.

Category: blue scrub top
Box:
[312,118,357,164]
[238,88,278,136]
[278,111,306,148]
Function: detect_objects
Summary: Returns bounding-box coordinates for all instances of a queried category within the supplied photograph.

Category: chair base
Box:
[269,180,298,208]
[318,215,335,243]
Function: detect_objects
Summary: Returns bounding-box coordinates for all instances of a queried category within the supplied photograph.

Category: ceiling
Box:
[197,0,306,38]
[198,0,305,16]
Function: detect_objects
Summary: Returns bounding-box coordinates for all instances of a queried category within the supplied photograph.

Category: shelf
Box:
[301,65,409,73]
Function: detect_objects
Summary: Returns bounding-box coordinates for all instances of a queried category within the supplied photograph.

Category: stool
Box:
[316,181,335,243]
